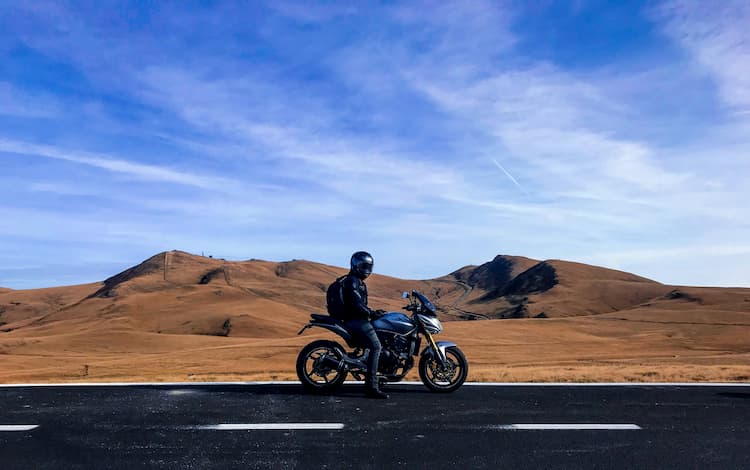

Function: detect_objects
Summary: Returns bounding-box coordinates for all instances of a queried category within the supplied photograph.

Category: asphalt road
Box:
[0,382,748,469]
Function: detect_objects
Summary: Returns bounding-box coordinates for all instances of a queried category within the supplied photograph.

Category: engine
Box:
[377,332,412,374]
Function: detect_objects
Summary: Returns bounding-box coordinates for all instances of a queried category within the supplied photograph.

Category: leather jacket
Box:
[342,272,375,321]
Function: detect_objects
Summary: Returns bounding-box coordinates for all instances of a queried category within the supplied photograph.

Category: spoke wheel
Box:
[296,340,348,393]
[419,346,468,393]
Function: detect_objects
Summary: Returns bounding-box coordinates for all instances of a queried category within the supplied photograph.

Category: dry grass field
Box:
[1,251,748,383]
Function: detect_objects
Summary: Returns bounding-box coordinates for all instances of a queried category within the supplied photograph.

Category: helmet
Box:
[350,251,374,279]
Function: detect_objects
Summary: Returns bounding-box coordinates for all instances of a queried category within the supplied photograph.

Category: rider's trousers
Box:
[345,319,382,389]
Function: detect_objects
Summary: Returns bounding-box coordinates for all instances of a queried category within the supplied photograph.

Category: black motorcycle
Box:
[296,290,468,393]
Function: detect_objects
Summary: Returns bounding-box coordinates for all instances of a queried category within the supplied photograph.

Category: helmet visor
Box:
[359,262,373,276]
[351,251,374,278]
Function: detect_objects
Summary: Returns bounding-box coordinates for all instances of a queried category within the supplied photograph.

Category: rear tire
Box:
[296,340,348,393]
[419,346,468,393]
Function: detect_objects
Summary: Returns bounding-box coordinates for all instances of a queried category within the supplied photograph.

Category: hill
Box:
[432,255,671,319]
[0,251,672,332]
[0,250,748,383]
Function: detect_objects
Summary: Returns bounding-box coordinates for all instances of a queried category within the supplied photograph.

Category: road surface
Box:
[0,382,748,469]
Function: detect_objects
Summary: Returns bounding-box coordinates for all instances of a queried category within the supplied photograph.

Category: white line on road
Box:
[194,423,345,430]
[0,425,39,431]
[0,381,748,387]
[462,382,750,387]
[495,424,641,430]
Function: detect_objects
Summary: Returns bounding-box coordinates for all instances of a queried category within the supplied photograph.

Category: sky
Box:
[1,0,749,289]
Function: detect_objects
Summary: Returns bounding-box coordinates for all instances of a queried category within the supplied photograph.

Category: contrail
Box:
[491,158,528,195]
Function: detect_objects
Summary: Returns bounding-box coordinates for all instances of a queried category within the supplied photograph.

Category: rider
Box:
[341,251,389,399]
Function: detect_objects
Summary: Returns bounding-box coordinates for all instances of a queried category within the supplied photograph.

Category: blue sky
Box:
[1,1,749,289]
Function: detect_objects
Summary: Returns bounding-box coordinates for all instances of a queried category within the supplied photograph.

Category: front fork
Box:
[423,331,447,366]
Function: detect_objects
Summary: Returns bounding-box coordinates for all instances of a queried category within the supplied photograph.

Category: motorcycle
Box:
[296,290,468,393]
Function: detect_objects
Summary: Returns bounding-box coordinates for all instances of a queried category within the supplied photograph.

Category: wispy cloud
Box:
[0,139,240,191]
[654,0,750,113]
[266,0,357,23]
[408,64,692,199]
[0,82,61,118]
[134,66,473,209]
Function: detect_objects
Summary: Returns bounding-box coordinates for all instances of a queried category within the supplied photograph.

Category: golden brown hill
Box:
[522,259,672,318]
[433,255,672,319]
[0,252,674,329]
[0,250,748,383]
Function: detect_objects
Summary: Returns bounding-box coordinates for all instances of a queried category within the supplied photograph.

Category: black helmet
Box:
[350,251,374,279]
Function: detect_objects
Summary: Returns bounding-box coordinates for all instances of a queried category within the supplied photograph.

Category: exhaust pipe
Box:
[319,355,345,371]
[320,354,365,371]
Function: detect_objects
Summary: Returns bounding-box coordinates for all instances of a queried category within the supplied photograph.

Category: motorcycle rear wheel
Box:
[419,346,468,393]
[296,339,348,393]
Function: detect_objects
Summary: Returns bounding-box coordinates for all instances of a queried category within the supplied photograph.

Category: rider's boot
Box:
[365,384,389,399]
[365,375,389,399]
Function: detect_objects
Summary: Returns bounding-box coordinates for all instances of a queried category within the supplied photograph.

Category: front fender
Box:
[421,340,457,365]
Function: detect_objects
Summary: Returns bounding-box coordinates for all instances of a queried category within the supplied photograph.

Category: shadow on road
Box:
[128,383,437,397]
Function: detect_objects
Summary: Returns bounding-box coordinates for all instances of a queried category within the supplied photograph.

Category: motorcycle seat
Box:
[310,313,343,325]
[309,314,364,348]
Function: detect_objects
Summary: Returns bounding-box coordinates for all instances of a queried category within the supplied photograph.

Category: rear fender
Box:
[298,322,356,348]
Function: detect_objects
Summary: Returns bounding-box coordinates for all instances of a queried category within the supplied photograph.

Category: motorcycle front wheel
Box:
[296,339,348,393]
[419,346,468,393]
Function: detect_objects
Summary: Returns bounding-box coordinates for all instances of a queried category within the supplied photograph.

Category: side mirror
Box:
[402,291,410,299]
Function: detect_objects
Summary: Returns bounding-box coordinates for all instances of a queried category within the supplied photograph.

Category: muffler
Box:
[319,354,365,371]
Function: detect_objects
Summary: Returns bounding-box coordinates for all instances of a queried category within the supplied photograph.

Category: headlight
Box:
[418,314,443,334]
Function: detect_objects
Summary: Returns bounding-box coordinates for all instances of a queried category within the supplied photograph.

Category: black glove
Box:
[372,309,386,319]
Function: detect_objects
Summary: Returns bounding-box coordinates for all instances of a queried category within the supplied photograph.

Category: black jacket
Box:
[342,272,374,321]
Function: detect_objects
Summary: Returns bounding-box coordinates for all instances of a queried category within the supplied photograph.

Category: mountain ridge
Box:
[0,249,729,332]
[1,250,749,384]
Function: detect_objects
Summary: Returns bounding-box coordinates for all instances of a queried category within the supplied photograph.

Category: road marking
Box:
[462,382,750,387]
[0,381,748,387]
[495,424,641,430]
[0,425,38,431]
[194,423,345,430]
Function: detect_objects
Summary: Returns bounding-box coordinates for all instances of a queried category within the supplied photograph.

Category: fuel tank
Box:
[372,312,415,335]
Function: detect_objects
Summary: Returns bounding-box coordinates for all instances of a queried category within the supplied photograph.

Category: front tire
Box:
[419,346,468,393]
[296,340,348,393]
